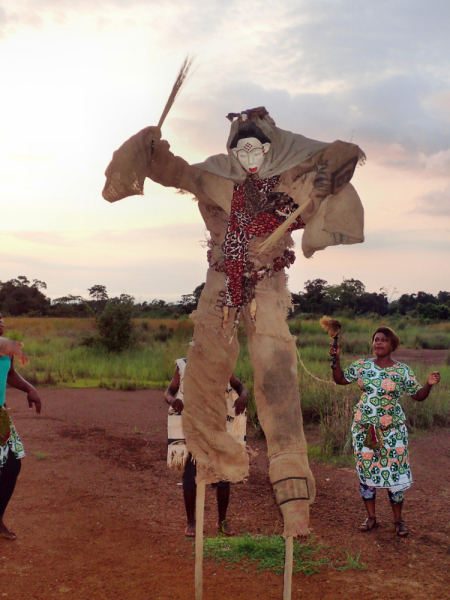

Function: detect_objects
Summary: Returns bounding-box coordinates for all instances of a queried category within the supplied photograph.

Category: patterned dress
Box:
[343,359,422,492]
[0,356,25,468]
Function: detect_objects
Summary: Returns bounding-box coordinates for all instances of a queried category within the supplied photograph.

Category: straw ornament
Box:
[151,54,195,154]
[320,316,341,370]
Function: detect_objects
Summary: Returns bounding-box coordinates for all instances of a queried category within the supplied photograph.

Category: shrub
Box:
[81,297,136,353]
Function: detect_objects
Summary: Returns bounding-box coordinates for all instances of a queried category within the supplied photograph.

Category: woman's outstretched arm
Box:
[329,342,351,386]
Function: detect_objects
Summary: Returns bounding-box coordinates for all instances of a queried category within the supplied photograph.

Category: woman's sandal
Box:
[394,521,409,537]
[359,516,378,532]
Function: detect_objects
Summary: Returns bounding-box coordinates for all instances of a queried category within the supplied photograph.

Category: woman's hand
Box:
[329,341,341,359]
[427,371,441,386]
[170,398,184,413]
[27,388,42,414]
[412,371,441,402]
[0,338,28,366]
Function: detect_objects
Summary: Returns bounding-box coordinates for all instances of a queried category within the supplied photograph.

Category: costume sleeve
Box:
[343,359,364,383]
[102,126,222,208]
[300,139,365,259]
[312,140,364,200]
[402,364,422,396]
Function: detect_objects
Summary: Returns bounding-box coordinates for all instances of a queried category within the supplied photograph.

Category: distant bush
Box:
[81,296,136,353]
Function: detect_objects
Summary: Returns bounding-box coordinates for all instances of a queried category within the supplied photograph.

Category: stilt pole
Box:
[194,478,206,600]
[283,535,294,600]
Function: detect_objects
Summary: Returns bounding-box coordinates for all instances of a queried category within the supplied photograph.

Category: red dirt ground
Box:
[1,383,449,600]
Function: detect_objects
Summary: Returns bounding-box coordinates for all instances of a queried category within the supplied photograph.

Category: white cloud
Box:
[414,187,450,216]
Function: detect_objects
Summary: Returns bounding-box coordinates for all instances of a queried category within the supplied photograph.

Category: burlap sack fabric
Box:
[167,358,247,469]
[103,109,365,537]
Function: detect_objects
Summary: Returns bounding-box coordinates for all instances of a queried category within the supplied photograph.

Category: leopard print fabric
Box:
[221,175,305,308]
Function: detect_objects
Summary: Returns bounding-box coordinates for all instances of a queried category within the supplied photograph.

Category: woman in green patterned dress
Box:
[330,326,440,537]
[0,313,42,540]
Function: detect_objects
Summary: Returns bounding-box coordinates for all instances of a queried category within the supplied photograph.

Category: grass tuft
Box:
[203,535,328,576]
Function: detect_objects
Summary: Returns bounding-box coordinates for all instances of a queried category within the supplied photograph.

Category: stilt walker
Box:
[102,60,366,598]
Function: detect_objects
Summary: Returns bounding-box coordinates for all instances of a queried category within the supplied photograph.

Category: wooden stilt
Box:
[283,535,294,600]
[195,478,206,600]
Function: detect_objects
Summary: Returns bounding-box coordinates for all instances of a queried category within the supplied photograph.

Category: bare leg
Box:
[0,518,16,540]
[0,453,21,540]
[364,498,376,519]
[359,498,377,531]
[182,456,197,537]
[216,484,234,535]
[184,489,196,537]
[391,501,408,536]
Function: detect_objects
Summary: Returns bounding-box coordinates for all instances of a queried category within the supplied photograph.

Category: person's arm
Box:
[230,374,248,415]
[0,337,28,366]
[411,371,440,402]
[329,342,351,386]
[164,368,184,412]
[7,357,41,413]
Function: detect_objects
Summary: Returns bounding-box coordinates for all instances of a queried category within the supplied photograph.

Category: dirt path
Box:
[1,388,449,600]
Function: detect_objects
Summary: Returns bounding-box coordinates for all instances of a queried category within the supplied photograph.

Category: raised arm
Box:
[329,342,351,385]
[411,371,440,402]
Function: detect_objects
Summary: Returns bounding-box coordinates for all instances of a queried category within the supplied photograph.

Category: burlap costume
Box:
[103,108,365,536]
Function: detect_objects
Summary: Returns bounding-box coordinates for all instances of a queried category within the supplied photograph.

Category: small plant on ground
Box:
[335,550,366,571]
[32,452,49,460]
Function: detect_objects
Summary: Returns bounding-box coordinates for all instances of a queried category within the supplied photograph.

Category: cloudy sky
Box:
[1,0,449,303]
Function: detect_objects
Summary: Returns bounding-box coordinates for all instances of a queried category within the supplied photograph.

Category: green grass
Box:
[203,535,367,576]
[32,452,49,460]
[4,315,450,458]
[203,535,328,576]
[335,550,366,571]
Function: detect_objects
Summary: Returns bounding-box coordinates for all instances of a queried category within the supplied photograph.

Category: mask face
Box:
[232,137,271,174]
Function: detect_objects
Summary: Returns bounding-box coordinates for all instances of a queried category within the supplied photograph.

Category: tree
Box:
[178,283,206,314]
[0,277,50,316]
[93,296,135,352]
[32,279,47,290]
[87,284,109,313]
[50,294,88,317]
[88,285,108,302]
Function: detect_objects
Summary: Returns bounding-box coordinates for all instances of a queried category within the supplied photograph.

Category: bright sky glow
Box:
[1,0,449,302]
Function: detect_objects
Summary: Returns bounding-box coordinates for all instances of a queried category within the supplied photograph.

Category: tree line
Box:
[1,276,449,321]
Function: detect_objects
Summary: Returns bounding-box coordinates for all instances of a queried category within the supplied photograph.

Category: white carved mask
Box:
[232,137,271,174]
